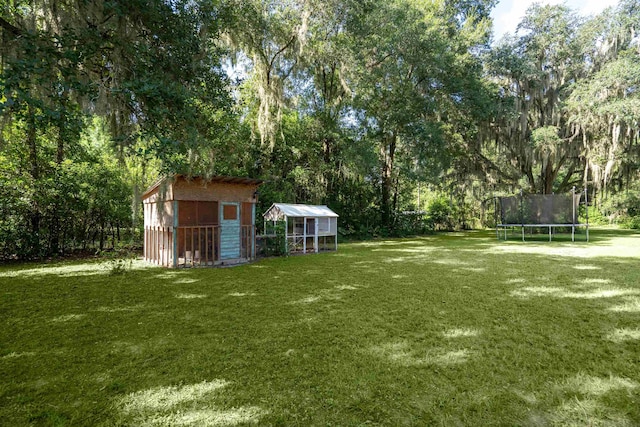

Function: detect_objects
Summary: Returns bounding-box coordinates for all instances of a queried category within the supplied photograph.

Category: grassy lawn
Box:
[1,229,640,426]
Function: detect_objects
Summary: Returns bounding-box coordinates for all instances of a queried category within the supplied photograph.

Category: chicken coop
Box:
[263,203,339,254]
[142,175,263,267]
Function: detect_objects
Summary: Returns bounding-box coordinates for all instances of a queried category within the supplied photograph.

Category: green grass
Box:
[1,229,640,426]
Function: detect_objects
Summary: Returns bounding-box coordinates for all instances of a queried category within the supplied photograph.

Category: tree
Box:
[567,0,640,194]
[0,0,233,258]
[346,0,494,228]
[478,4,586,194]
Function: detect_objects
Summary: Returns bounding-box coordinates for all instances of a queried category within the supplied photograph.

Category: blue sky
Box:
[491,0,621,41]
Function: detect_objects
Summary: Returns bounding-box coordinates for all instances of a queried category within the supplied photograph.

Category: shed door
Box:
[220,203,240,260]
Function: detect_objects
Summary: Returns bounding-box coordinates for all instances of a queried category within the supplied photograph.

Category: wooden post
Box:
[251,204,256,259]
[197,226,201,266]
[285,217,289,254]
[314,218,318,253]
[183,228,187,267]
[303,217,307,253]
[172,200,178,268]
[190,228,194,267]
[154,227,156,264]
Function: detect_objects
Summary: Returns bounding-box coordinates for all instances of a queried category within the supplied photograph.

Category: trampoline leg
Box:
[522,227,524,242]
[549,226,551,242]
[572,225,575,242]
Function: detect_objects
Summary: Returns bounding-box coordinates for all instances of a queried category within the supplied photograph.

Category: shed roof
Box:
[142,174,264,200]
[265,203,339,218]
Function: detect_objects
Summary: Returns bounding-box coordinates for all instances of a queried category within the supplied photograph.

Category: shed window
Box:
[179,201,218,226]
[198,201,218,225]
[179,201,197,226]
[306,218,315,234]
[318,218,329,233]
[288,217,304,235]
[241,203,253,225]
[223,204,238,220]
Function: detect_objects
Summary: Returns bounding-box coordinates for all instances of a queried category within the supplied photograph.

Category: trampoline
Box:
[495,187,589,242]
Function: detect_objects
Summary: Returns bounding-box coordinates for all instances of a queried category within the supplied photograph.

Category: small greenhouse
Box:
[263,203,338,254]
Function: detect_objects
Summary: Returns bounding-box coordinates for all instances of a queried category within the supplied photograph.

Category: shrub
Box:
[426,196,456,231]
[99,243,138,275]
[261,222,288,256]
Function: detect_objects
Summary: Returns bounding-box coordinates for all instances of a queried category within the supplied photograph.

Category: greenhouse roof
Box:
[264,203,339,218]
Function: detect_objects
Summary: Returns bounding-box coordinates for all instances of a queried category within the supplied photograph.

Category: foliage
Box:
[261,221,288,257]
[394,211,433,237]
[100,243,138,275]
[0,0,233,258]
[594,182,640,229]
[0,119,133,259]
[426,196,458,231]
[2,0,640,252]
[474,1,640,199]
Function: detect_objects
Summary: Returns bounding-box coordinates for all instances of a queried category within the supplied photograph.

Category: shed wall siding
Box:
[143,184,173,203]
[144,201,174,227]
[173,179,257,202]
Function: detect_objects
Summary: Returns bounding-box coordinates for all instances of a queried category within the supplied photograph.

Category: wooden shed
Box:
[142,175,263,267]
[263,203,338,254]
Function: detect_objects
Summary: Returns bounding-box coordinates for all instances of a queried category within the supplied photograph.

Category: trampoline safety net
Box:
[498,193,581,225]
[495,189,589,242]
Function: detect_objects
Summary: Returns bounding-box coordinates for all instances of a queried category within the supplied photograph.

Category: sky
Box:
[491,0,621,41]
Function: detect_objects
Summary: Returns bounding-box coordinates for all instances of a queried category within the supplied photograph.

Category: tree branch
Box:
[268,34,296,77]
[0,17,22,37]
[474,151,521,183]
[367,52,393,69]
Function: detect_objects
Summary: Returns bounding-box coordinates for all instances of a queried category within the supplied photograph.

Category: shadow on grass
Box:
[2,228,640,425]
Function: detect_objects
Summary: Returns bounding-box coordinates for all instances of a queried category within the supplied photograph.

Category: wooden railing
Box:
[241,225,255,259]
[144,225,256,267]
[144,226,173,267]
[287,235,305,253]
[176,225,219,267]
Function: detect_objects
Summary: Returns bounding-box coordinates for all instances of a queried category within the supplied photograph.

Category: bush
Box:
[426,196,456,231]
[591,188,640,228]
[619,215,640,230]
[394,211,433,236]
[260,222,288,256]
[99,243,138,275]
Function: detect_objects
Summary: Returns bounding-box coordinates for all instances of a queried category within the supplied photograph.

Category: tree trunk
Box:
[99,221,105,251]
[27,105,41,256]
[392,175,399,228]
[380,132,396,228]
[543,164,555,194]
[50,121,65,255]
[323,136,334,198]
